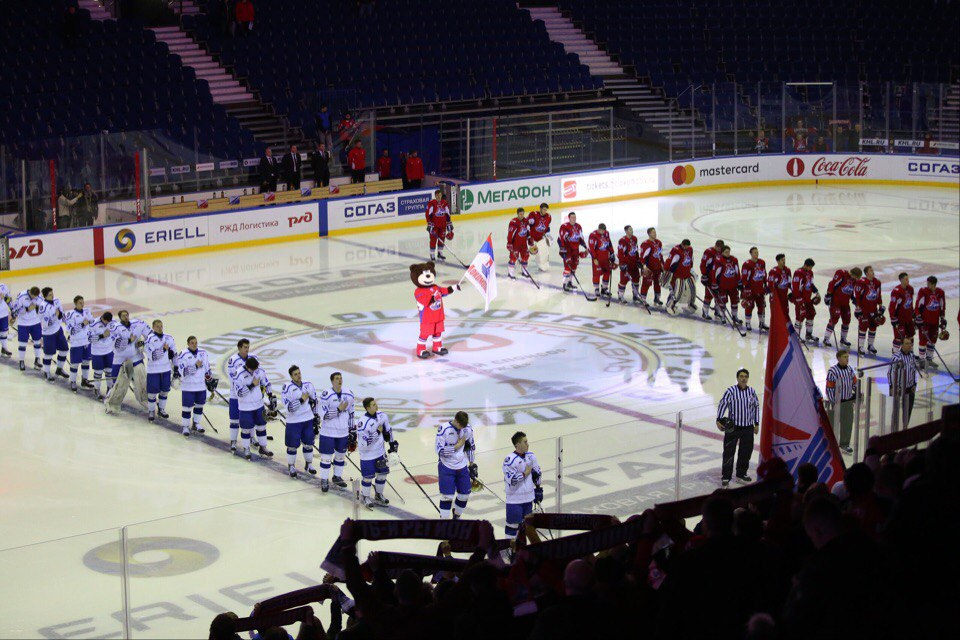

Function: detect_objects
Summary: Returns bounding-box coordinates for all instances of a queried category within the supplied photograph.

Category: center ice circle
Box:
[246,310,712,417]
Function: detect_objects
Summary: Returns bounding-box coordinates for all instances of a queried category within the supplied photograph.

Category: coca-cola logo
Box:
[811,157,870,178]
[9,238,44,260]
[786,158,805,177]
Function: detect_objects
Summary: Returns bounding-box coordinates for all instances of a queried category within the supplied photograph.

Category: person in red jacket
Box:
[506,208,533,280]
[700,239,724,321]
[617,225,641,304]
[588,223,616,299]
[639,227,665,307]
[888,272,916,355]
[712,245,742,325]
[791,258,820,344]
[405,150,425,189]
[664,239,696,313]
[526,202,552,272]
[767,254,792,322]
[740,247,768,333]
[424,189,451,262]
[347,141,366,183]
[822,266,861,348]
[375,149,391,180]
[235,0,254,35]
[853,265,884,355]
[915,275,947,369]
[558,213,587,293]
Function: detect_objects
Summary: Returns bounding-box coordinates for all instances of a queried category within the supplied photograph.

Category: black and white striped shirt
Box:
[888,351,918,392]
[825,364,857,403]
[717,385,760,427]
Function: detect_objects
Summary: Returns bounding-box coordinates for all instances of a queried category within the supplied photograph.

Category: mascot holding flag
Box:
[410,262,459,359]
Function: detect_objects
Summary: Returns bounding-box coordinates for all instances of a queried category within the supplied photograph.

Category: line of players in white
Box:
[0,285,542,535]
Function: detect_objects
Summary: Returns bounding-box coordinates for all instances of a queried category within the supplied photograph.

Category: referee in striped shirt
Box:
[825,350,857,454]
[889,336,919,427]
[716,368,760,486]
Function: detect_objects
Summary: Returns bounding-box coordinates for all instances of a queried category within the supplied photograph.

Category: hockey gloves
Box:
[205,376,219,393]
[468,463,479,480]
[534,487,544,504]
[347,430,358,453]
[824,293,833,307]
[388,440,399,454]
[268,394,278,411]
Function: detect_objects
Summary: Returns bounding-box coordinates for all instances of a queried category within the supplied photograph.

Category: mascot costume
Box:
[410,262,460,359]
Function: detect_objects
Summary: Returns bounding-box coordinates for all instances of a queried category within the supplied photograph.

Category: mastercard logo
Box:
[114,228,136,253]
[671,164,696,186]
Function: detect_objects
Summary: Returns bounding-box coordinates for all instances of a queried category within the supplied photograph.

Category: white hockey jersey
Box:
[14,291,42,326]
[355,411,394,461]
[227,351,257,399]
[39,298,64,336]
[232,367,272,411]
[0,284,11,319]
[113,319,149,363]
[64,308,94,347]
[144,332,177,374]
[89,319,114,356]
[176,348,211,392]
[435,421,475,470]
[282,381,319,423]
[503,451,541,505]
[319,386,355,438]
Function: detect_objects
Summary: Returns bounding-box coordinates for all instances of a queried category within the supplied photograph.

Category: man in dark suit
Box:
[282,145,302,190]
[258,147,278,193]
[310,141,331,188]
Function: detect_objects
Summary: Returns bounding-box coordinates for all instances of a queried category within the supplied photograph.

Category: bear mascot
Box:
[410,262,460,358]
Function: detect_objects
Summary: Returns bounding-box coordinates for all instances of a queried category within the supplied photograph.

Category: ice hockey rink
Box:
[1,183,958,638]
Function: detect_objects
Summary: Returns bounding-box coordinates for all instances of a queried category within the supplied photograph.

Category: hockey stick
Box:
[200,410,220,434]
[344,453,407,504]
[211,387,275,439]
[396,457,441,515]
[532,502,554,540]
[442,245,470,270]
[716,294,748,338]
[474,477,507,505]
[570,272,598,302]
[932,345,960,382]
[519,264,541,290]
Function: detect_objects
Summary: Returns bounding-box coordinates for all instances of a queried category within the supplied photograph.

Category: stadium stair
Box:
[77,0,112,21]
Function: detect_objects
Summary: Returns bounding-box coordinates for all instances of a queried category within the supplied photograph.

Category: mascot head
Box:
[410,262,437,288]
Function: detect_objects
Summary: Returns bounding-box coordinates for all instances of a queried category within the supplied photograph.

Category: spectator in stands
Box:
[315,105,333,150]
[347,140,366,183]
[795,462,818,497]
[258,147,278,193]
[310,142,331,188]
[918,131,939,155]
[376,149,391,180]
[754,129,769,154]
[399,151,410,189]
[811,135,829,153]
[529,559,597,640]
[209,612,241,640]
[405,150,425,189]
[76,183,98,228]
[216,0,237,37]
[58,186,81,229]
[235,0,255,35]
[282,145,302,190]
[63,2,81,48]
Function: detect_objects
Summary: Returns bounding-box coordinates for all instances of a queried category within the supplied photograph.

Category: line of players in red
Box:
[423,193,950,368]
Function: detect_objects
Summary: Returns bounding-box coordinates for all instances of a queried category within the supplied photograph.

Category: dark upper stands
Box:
[183,0,602,140]
[0,1,259,168]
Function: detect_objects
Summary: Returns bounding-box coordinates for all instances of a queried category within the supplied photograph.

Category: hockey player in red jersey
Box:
[700,239,725,321]
[792,258,821,344]
[853,265,884,355]
[527,202,552,272]
[740,247,768,332]
[822,266,861,348]
[506,208,533,280]
[664,239,696,313]
[915,275,948,369]
[767,253,792,322]
[425,189,452,262]
[588,223,616,299]
[558,212,587,293]
[712,245,742,325]
[617,225,641,304]
[888,272,916,355]
[639,227,665,307]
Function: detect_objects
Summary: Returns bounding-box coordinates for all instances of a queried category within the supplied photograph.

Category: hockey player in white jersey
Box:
[89,312,114,399]
[144,320,177,421]
[39,287,69,382]
[14,286,43,372]
[109,310,149,379]
[503,431,543,539]
[231,356,276,460]
[355,397,399,509]
[317,372,355,493]
[0,282,13,357]
[176,336,214,437]
[227,338,254,449]
[281,365,320,478]
[64,295,95,392]
[435,411,477,519]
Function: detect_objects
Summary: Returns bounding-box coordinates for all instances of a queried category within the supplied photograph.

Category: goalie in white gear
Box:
[317,372,355,493]
[144,320,177,421]
[281,365,320,478]
[355,397,399,509]
[503,431,543,538]
[176,336,214,436]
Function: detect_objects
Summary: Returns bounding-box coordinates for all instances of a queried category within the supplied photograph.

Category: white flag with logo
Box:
[461,234,498,311]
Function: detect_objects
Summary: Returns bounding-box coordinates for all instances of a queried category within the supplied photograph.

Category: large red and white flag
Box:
[760,298,845,487]
[461,234,498,311]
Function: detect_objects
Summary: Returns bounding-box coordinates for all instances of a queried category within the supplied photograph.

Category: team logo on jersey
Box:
[671,164,696,186]
[248,310,714,431]
[114,228,136,253]
[786,158,805,177]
